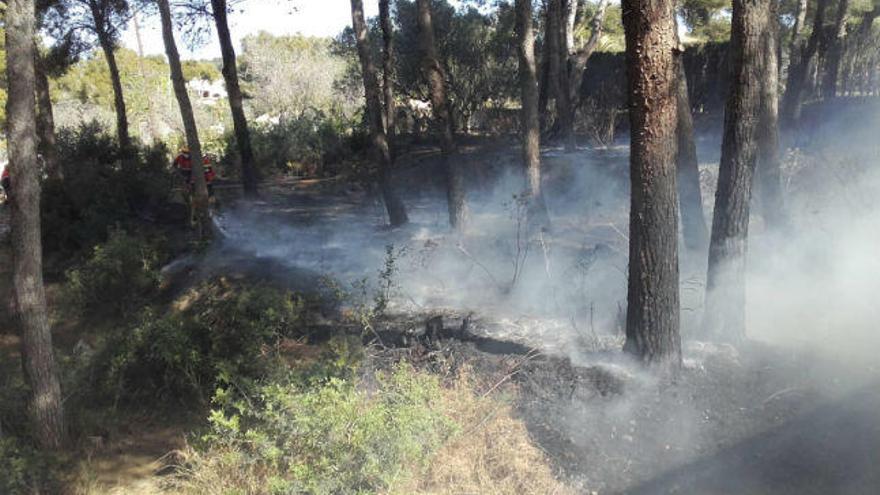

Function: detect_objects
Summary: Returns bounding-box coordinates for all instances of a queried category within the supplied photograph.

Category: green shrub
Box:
[0,437,59,494]
[64,229,167,316]
[87,280,307,405]
[42,121,175,258]
[182,363,455,494]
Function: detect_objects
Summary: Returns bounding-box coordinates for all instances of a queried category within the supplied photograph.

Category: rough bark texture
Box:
[159,0,211,236]
[704,0,770,341]
[35,57,60,180]
[821,0,850,99]
[790,0,809,52]
[756,3,785,229]
[7,0,66,449]
[550,0,575,151]
[89,0,130,153]
[674,48,708,252]
[516,0,550,229]
[621,0,682,367]
[417,0,468,230]
[350,0,408,226]
[782,0,830,126]
[211,0,258,197]
[379,0,396,154]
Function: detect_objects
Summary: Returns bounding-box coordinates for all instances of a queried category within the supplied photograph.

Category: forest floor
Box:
[2,129,879,494]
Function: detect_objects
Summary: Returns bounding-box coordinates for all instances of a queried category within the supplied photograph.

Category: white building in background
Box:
[187,79,227,105]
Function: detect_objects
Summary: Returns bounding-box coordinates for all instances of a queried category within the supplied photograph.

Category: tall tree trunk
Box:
[417,0,468,230]
[350,0,408,226]
[89,0,131,153]
[821,0,850,100]
[782,0,830,126]
[790,0,808,53]
[551,0,575,151]
[674,43,708,252]
[704,0,771,342]
[756,3,785,229]
[34,56,60,180]
[621,0,681,367]
[379,0,396,154]
[7,0,66,449]
[159,0,211,237]
[564,0,577,54]
[211,0,258,197]
[538,9,553,132]
[517,0,550,230]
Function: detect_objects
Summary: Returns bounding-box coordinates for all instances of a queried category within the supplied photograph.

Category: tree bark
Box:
[704,0,771,342]
[674,45,708,252]
[34,56,60,180]
[517,0,550,230]
[550,0,575,151]
[7,0,66,449]
[379,0,396,154]
[821,0,850,100]
[417,0,468,230]
[350,0,408,226]
[621,0,682,367]
[89,0,131,153]
[538,3,553,132]
[756,3,785,229]
[782,0,830,126]
[211,0,258,197]
[790,0,808,53]
[159,0,211,237]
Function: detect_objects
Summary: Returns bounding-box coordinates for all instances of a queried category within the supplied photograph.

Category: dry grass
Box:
[393,370,574,495]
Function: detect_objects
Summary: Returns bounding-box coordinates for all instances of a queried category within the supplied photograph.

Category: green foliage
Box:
[64,229,167,316]
[41,121,175,258]
[86,280,307,404]
[0,437,59,494]
[186,363,455,494]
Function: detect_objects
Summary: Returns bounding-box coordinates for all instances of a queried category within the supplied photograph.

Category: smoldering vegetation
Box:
[203,102,880,494]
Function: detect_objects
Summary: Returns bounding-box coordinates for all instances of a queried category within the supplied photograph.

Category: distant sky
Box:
[121,0,380,60]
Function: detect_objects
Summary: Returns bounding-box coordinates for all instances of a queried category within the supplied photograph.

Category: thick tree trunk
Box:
[211,0,258,197]
[538,9,553,132]
[379,0,396,153]
[821,0,850,100]
[756,4,786,229]
[550,0,575,151]
[563,0,610,151]
[674,49,708,252]
[89,0,131,153]
[159,0,211,237]
[417,0,468,230]
[350,0,408,226]
[704,0,771,342]
[782,0,830,126]
[517,0,550,230]
[621,0,681,367]
[790,0,808,53]
[6,0,66,449]
[564,0,576,54]
[34,57,60,180]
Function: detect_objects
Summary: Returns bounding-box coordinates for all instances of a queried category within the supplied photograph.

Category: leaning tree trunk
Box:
[379,0,396,154]
[821,0,850,100]
[211,0,258,197]
[35,56,60,180]
[417,0,468,231]
[782,0,830,126]
[159,0,211,237]
[674,44,708,253]
[350,0,408,226]
[89,0,131,154]
[621,0,682,367]
[516,0,550,230]
[7,0,66,449]
[756,3,785,229]
[704,0,771,342]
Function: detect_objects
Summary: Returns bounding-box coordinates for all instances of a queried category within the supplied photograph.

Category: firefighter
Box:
[172,147,193,186]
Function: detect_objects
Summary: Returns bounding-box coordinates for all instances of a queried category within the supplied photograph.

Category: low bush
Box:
[0,437,60,494]
[64,229,168,317]
[85,279,307,405]
[42,121,176,259]
[178,363,455,495]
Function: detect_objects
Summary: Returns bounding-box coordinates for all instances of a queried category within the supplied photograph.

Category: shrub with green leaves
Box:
[183,363,456,494]
[64,229,167,316]
[0,437,59,494]
[87,280,307,405]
